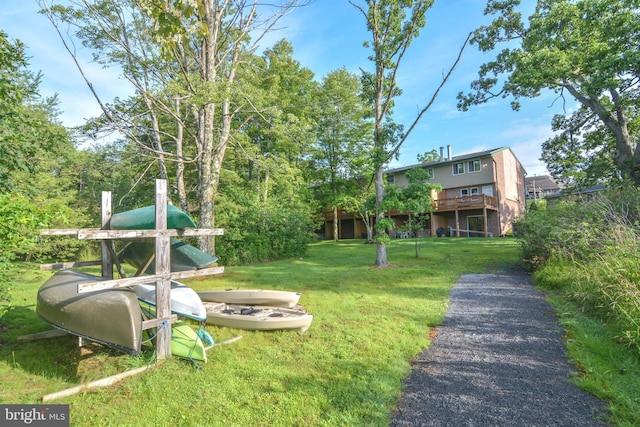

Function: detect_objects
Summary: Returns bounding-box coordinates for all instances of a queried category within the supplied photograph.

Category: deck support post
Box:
[483,207,488,237]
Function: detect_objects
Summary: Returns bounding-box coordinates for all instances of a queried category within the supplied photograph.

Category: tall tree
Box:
[311,67,373,242]
[41,0,306,255]
[241,40,317,204]
[0,30,69,192]
[458,0,640,185]
[540,106,622,188]
[352,0,469,266]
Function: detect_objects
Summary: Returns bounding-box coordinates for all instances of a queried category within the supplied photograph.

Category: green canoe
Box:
[110,205,197,230]
[122,238,218,274]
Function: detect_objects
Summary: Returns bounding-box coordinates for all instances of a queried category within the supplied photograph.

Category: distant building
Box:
[322,146,527,239]
[525,175,563,200]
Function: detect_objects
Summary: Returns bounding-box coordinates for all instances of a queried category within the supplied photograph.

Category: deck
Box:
[433,195,498,212]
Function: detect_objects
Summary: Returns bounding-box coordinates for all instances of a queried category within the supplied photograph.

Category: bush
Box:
[216,198,315,266]
[0,192,91,263]
[518,184,640,354]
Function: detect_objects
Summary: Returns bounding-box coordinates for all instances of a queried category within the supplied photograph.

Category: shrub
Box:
[519,184,640,354]
[216,198,315,265]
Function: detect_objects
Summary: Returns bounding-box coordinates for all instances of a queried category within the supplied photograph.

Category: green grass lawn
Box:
[0,238,604,426]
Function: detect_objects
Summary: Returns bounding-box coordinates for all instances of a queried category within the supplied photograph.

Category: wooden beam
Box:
[76,266,225,293]
[204,335,243,351]
[40,261,102,270]
[134,253,156,277]
[16,329,68,343]
[42,365,152,402]
[141,314,178,330]
[155,179,171,360]
[483,207,488,237]
[169,267,225,280]
[40,228,224,239]
[101,192,113,279]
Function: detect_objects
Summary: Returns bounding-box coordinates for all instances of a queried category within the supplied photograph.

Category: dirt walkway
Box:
[390,271,609,426]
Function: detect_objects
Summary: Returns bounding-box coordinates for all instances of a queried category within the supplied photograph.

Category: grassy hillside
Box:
[2,238,636,426]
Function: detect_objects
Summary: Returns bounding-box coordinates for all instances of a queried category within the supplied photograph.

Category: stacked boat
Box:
[198,290,313,333]
[36,204,313,360]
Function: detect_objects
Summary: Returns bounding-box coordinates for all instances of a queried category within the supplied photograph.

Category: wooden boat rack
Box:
[38,179,223,359]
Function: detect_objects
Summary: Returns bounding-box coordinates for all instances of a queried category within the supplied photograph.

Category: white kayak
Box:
[197,289,302,308]
[203,302,313,332]
[133,281,207,321]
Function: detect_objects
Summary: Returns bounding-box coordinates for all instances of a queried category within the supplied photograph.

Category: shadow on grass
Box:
[0,305,133,385]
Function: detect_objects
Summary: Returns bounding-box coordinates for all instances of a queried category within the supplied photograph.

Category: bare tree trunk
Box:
[263,170,270,203]
[197,103,217,255]
[173,97,189,213]
[333,206,339,242]
[146,104,168,181]
[374,165,388,266]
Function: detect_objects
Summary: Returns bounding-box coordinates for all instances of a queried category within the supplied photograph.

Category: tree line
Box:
[1,0,638,291]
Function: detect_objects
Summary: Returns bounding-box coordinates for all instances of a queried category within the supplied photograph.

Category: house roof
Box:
[384,147,513,175]
[525,175,564,191]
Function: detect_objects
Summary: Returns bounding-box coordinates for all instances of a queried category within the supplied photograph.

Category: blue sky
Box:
[1,0,565,176]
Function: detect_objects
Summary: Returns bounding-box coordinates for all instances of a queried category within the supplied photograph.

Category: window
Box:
[468,159,481,173]
[387,175,395,185]
[452,162,465,175]
[425,168,434,179]
[470,187,479,196]
[460,188,469,197]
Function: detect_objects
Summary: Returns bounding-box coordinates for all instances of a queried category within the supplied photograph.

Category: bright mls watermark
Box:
[1,405,69,426]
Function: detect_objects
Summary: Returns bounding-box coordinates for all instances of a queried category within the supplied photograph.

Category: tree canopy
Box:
[459,0,640,186]
[353,0,468,266]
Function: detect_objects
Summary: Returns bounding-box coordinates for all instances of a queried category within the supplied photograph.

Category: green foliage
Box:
[0,30,69,192]
[417,149,439,163]
[0,192,86,305]
[0,193,84,263]
[461,0,640,185]
[216,185,315,265]
[1,239,522,425]
[383,167,441,255]
[517,185,640,354]
[541,106,621,189]
[310,67,374,238]
[547,293,640,425]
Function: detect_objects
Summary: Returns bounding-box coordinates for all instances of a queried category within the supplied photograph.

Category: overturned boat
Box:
[122,238,218,274]
[109,204,197,230]
[36,269,143,355]
[133,281,207,321]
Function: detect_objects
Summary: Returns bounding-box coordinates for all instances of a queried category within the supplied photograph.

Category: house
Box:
[525,175,563,200]
[322,146,526,239]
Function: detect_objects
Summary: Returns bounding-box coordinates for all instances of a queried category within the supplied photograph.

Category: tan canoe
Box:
[197,289,301,308]
[203,302,313,332]
[36,269,143,355]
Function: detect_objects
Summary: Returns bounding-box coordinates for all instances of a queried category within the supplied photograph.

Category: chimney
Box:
[447,145,452,160]
[439,146,445,161]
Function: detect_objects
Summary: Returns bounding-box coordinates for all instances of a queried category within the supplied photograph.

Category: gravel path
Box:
[390,271,610,426]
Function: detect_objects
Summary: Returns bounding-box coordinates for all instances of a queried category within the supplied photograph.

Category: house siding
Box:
[322,146,526,239]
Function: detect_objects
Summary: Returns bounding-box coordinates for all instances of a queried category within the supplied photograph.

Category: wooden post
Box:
[155,180,172,359]
[483,207,488,237]
[101,192,113,279]
[454,210,460,237]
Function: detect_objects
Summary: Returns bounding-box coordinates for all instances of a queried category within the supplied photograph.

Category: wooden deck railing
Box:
[433,194,498,212]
